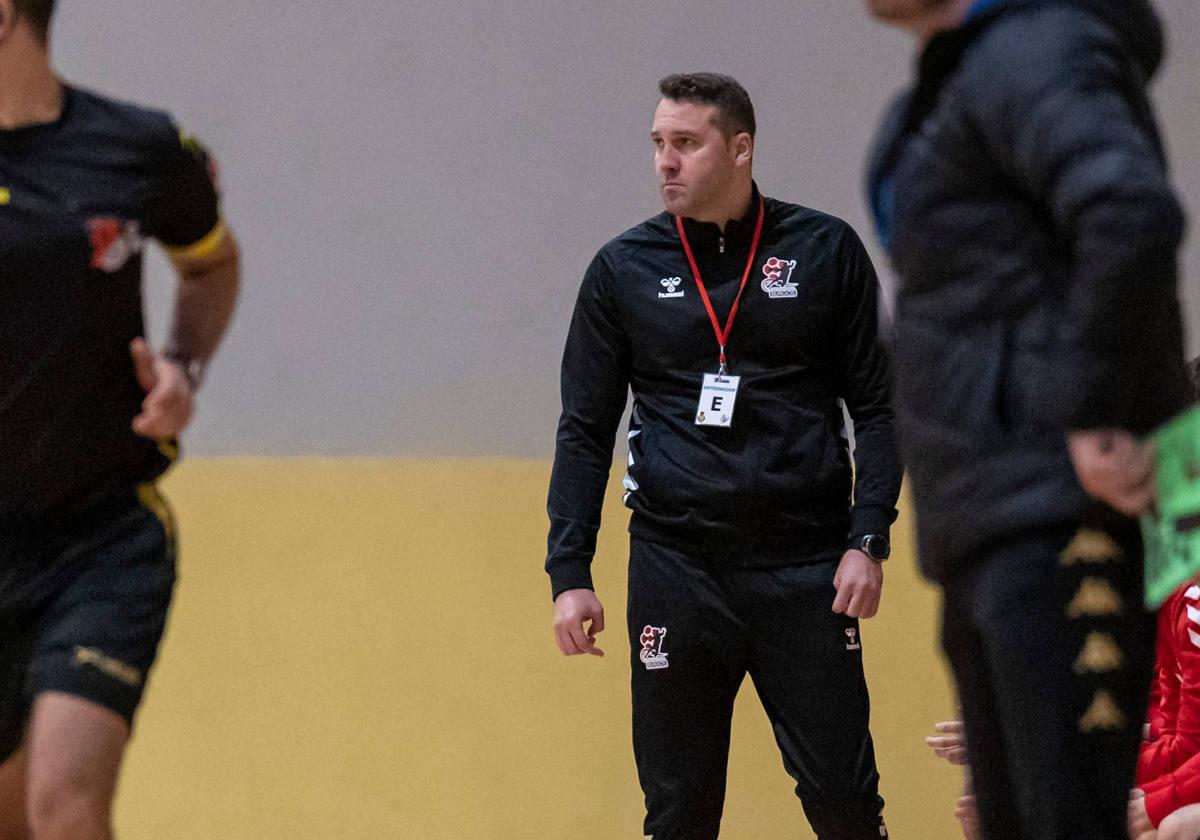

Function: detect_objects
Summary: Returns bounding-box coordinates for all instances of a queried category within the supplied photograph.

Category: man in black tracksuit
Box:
[865,1,1190,838]
[547,73,902,840]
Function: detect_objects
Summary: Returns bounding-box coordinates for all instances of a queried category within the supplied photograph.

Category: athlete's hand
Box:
[956,794,981,840]
[926,720,969,765]
[832,549,883,619]
[130,337,195,440]
[553,588,605,657]
[1128,789,1153,840]
[1068,429,1155,516]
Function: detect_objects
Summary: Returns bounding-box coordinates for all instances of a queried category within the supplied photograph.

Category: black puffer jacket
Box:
[868,0,1190,582]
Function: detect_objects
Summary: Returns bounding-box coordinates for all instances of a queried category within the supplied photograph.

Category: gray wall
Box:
[54,1,1200,457]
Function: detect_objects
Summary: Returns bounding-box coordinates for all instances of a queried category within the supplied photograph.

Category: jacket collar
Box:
[679,182,762,252]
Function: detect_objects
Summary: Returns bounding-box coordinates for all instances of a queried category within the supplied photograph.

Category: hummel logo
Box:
[658,277,684,299]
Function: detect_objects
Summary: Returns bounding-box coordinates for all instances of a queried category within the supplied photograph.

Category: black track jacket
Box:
[867,0,1189,581]
[546,187,902,598]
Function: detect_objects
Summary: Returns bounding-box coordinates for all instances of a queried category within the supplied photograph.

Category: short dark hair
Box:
[1189,356,1200,404]
[13,0,55,42]
[658,73,756,139]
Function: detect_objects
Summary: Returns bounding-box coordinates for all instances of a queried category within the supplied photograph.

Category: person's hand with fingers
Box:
[955,793,981,840]
[832,549,883,619]
[553,588,606,657]
[130,337,194,440]
[1068,429,1155,516]
[926,719,969,766]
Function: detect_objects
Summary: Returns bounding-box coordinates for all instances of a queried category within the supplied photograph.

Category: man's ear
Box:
[733,132,754,167]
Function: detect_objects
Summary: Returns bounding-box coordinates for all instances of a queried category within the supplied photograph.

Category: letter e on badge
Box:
[696,373,740,428]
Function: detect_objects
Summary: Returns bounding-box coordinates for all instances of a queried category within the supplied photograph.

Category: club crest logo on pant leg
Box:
[845,627,862,651]
[639,625,669,670]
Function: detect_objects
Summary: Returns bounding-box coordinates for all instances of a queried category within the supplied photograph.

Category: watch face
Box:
[863,535,890,561]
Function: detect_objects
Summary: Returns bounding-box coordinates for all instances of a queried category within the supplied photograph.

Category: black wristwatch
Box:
[854,534,891,562]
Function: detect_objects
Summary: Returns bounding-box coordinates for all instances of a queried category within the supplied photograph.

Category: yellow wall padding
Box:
[115,459,966,839]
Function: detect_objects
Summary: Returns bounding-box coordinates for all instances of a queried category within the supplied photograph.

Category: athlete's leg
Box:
[742,560,886,840]
[0,608,38,840]
[1156,803,1200,840]
[0,745,29,840]
[18,502,175,840]
[25,694,126,840]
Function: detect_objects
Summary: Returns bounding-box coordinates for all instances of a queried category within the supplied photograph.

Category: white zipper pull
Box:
[719,236,725,254]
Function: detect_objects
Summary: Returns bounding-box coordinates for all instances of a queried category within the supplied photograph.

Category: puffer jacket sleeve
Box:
[962,13,1187,433]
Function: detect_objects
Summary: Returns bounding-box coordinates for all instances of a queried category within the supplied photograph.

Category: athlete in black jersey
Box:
[0,3,239,838]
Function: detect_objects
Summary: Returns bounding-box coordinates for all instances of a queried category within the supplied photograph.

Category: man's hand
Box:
[1068,429,1155,516]
[1128,789,1154,840]
[130,338,195,440]
[926,719,969,766]
[832,549,883,618]
[553,588,605,657]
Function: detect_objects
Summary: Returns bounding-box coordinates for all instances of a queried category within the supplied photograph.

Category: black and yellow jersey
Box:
[0,85,221,527]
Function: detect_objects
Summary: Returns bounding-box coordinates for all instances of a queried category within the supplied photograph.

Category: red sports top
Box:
[1138,583,1200,826]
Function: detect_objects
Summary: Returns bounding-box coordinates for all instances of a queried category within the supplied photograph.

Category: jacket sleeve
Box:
[1149,595,1180,740]
[545,250,631,599]
[1142,749,1200,827]
[1140,594,1200,781]
[965,19,1187,433]
[834,226,902,541]
[1141,594,1183,779]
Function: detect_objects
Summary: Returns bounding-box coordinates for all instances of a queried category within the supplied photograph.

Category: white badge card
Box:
[695,373,740,428]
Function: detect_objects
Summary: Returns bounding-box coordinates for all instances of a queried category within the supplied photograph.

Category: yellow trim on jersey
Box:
[163,220,227,261]
[157,437,180,463]
[137,481,178,542]
[0,187,9,205]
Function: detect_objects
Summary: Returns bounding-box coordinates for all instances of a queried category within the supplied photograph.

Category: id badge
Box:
[695,373,740,428]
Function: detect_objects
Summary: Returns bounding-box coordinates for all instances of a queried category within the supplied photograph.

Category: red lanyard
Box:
[675,195,765,374]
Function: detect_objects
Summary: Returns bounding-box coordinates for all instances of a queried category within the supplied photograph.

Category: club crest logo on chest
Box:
[761,256,798,299]
[87,217,144,274]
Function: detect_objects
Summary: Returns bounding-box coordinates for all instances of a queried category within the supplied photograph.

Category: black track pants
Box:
[941,514,1155,840]
[627,537,886,840]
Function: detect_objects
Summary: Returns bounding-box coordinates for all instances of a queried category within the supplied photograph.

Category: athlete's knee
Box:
[27,773,112,840]
[0,754,30,840]
[0,825,30,840]
[0,813,30,840]
[1157,803,1200,840]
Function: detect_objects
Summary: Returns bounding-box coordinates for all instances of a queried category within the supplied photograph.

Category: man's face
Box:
[865,0,950,24]
[651,98,746,219]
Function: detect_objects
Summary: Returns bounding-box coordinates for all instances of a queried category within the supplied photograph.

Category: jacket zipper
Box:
[719,236,725,254]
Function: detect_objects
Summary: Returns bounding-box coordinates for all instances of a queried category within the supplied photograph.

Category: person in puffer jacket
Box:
[865,1,1191,838]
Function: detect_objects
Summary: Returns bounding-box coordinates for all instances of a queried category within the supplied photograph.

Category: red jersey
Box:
[1138,583,1200,826]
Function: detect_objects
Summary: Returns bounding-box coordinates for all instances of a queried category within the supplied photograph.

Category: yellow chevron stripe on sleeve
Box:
[163,220,227,261]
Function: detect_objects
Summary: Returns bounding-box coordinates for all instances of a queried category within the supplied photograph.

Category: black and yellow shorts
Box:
[0,487,176,762]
